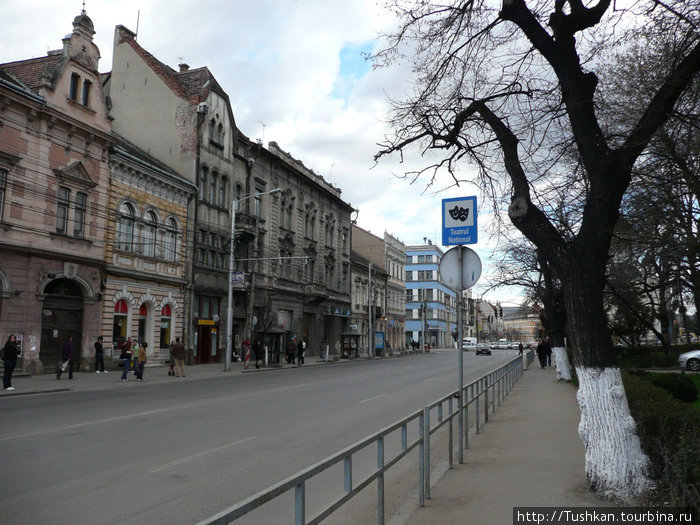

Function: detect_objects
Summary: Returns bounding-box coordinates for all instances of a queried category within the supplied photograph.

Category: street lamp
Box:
[225,188,282,371]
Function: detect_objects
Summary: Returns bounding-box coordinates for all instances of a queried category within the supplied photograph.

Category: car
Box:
[678,349,700,372]
[475,344,491,356]
[463,342,477,352]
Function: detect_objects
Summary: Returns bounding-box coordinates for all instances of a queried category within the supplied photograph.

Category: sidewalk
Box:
[394,364,607,525]
[0,356,343,396]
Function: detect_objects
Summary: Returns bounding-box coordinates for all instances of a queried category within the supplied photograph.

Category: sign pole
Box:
[457,246,464,464]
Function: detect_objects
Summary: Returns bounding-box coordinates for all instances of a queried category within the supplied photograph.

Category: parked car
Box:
[475,344,491,356]
[678,349,700,372]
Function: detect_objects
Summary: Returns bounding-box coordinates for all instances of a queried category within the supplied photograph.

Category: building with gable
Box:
[0,11,114,372]
[105,25,249,363]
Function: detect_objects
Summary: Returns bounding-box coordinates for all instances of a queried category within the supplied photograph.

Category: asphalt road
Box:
[0,350,516,524]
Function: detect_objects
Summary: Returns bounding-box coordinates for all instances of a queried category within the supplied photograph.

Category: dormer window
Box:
[82,80,92,106]
[70,73,80,101]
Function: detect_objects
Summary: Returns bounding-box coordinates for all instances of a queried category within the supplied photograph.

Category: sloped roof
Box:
[0,53,64,93]
[116,26,225,103]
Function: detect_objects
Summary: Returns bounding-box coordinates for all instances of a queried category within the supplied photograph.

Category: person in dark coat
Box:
[94,336,107,373]
[297,338,306,366]
[252,339,263,369]
[2,334,21,391]
[56,335,74,380]
[536,338,546,369]
[544,337,552,367]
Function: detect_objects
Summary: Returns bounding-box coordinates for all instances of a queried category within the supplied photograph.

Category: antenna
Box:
[258,121,266,145]
[135,9,140,40]
[82,0,86,15]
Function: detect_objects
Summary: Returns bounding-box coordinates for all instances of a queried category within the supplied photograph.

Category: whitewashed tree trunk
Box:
[576,366,653,503]
[553,346,572,381]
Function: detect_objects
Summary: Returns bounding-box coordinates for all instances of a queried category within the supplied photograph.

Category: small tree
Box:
[374,0,700,501]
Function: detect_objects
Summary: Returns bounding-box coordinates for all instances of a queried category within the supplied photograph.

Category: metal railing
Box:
[197,354,527,525]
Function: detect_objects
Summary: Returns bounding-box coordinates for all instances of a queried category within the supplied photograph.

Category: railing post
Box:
[475,380,481,434]
[448,396,454,469]
[424,406,431,500]
[484,376,489,423]
[419,412,425,507]
[401,424,407,452]
[295,482,305,525]
[464,384,471,449]
[344,456,352,494]
[377,436,385,525]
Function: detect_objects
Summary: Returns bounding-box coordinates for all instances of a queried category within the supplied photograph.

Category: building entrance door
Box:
[40,279,84,372]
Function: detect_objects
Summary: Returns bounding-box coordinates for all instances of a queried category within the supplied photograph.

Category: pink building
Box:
[0,11,113,372]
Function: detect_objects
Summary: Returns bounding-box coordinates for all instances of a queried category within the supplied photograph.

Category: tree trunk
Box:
[564,266,652,502]
[576,367,653,502]
[553,347,572,381]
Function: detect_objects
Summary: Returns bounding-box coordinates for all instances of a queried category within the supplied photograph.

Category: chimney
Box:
[179,63,189,72]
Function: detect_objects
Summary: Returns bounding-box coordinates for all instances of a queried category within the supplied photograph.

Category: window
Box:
[116,202,135,251]
[199,168,207,200]
[113,299,129,341]
[219,177,227,207]
[160,304,172,349]
[0,170,5,220]
[254,188,262,217]
[82,80,91,106]
[406,271,412,281]
[73,192,86,237]
[209,172,217,204]
[56,187,70,234]
[143,211,157,257]
[70,73,80,101]
[164,218,177,262]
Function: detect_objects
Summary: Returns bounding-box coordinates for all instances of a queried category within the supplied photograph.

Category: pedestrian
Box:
[253,339,263,369]
[518,342,524,356]
[320,337,326,360]
[56,335,74,380]
[536,338,546,369]
[135,342,147,381]
[286,340,295,364]
[94,336,107,373]
[544,337,552,367]
[168,340,176,376]
[297,338,306,366]
[2,334,21,391]
[120,337,133,382]
[171,337,186,377]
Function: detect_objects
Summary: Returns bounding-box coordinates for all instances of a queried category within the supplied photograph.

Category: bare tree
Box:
[374,0,700,502]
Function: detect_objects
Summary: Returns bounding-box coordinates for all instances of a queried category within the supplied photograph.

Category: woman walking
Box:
[2,334,21,391]
[135,342,147,381]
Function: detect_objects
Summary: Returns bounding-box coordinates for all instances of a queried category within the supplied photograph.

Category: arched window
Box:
[160,304,172,349]
[209,118,216,141]
[164,217,178,262]
[217,123,224,143]
[143,210,157,258]
[113,299,129,342]
[116,202,135,252]
[235,184,243,203]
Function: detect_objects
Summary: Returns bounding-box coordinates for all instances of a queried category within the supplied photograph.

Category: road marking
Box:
[149,436,257,473]
[359,394,386,404]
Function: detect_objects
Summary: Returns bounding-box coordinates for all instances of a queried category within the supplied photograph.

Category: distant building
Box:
[405,240,456,348]
[352,226,406,354]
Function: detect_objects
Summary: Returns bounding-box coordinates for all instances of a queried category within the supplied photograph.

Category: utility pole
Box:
[368,261,373,359]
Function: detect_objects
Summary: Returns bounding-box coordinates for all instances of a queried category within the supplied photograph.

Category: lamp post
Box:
[225,188,281,371]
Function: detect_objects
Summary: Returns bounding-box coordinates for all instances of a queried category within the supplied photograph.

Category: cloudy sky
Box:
[1,0,525,305]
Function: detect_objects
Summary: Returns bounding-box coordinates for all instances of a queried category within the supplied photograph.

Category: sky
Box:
[0,0,526,306]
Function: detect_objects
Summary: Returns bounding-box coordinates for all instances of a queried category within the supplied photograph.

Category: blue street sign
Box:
[442,196,478,245]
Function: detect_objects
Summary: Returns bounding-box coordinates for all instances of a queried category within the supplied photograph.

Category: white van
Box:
[462,337,477,351]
